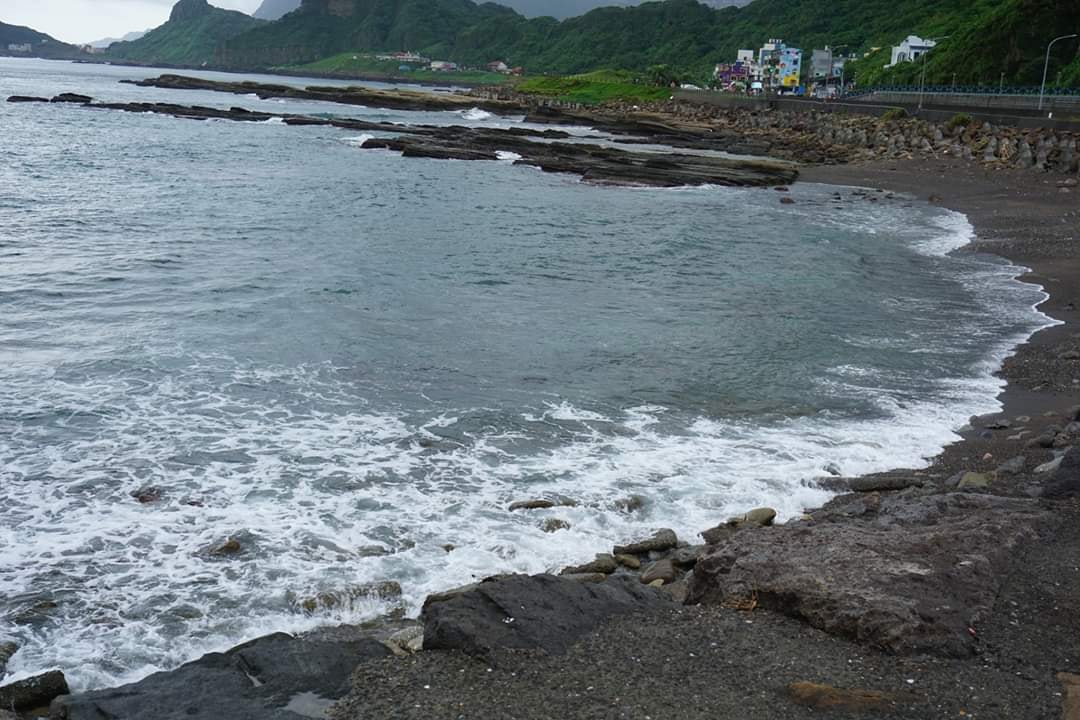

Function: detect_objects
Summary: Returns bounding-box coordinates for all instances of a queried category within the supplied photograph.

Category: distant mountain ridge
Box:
[87,30,148,49]
[107,0,264,66]
[249,0,748,22]
[253,0,302,20]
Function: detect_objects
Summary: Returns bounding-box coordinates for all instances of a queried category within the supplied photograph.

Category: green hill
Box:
[107,0,1080,89]
[107,0,265,67]
[0,21,85,58]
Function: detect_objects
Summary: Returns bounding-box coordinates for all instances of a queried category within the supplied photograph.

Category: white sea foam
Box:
[495,150,523,162]
[342,134,375,147]
[460,107,494,121]
[0,184,1060,693]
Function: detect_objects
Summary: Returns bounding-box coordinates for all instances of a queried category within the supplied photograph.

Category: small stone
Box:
[995,456,1026,476]
[1061,350,1080,361]
[647,579,664,588]
[612,494,646,513]
[614,554,641,570]
[210,537,243,556]
[0,670,69,711]
[0,641,17,677]
[131,486,163,503]
[1016,415,1032,423]
[441,544,456,553]
[613,529,678,555]
[787,681,892,712]
[1035,456,1064,474]
[508,499,555,511]
[985,419,1011,429]
[541,518,571,533]
[386,626,424,655]
[561,553,617,575]
[640,559,677,585]
[957,472,992,489]
[670,545,706,568]
[1026,433,1057,449]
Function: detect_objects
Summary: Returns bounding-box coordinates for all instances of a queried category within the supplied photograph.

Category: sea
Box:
[0,57,1057,691]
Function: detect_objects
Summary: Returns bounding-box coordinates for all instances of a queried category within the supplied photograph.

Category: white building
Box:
[7,43,33,53]
[887,35,936,67]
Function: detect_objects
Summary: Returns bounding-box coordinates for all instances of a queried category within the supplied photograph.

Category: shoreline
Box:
[4,74,1080,718]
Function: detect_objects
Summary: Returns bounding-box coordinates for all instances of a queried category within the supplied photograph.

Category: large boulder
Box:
[687,493,1048,656]
[51,630,390,720]
[1043,447,1080,499]
[0,670,68,711]
[422,573,672,656]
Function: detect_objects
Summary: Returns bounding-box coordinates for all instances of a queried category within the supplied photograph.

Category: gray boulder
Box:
[52,630,390,720]
[613,529,678,555]
[0,670,68,712]
[1043,447,1080,499]
[687,493,1048,657]
[422,573,672,656]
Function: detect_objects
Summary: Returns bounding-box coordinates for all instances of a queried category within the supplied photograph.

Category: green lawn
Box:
[515,71,673,105]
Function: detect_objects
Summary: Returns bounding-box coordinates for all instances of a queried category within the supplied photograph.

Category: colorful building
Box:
[758,39,802,89]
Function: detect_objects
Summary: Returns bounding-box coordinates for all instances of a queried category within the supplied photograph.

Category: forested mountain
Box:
[0,21,84,58]
[105,0,1080,88]
[108,0,264,66]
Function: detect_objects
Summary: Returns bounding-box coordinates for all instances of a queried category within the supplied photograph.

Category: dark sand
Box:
[331,159,1080,720]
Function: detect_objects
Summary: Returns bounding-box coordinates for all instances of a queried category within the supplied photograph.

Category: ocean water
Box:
[0,58,1056,690]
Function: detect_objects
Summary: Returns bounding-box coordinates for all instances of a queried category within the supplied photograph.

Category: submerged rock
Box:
[422,573,672,656]
[688,493,1048,656]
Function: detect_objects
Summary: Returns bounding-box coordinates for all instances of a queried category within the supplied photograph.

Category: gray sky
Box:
[3,0,262,44]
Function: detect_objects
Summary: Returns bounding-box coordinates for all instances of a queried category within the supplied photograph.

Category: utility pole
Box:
[999,72,1004,94]
[917,37,948,111]
[1040,34,1078,111]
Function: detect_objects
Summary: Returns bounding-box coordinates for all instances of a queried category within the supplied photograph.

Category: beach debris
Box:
[613,529,678,555]
[787,681,893,712]
[1057,672,1080,719]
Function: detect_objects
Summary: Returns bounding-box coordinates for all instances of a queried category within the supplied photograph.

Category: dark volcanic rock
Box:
[52,631,391,720]
[613,529,679,555]
[0,670,68,711]
[50,93,92,104]
[0,640,17,677]
[687,493,1049,656]
[7,96,49,103]
[422,573,672,656]
[1044,447,1080,499]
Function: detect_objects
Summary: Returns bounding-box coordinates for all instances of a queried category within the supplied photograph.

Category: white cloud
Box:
[2,0,263,44]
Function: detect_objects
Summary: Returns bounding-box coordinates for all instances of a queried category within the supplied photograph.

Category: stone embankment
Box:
[473,88,1080,177]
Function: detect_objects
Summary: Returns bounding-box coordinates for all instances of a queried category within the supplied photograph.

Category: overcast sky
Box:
[3,0,262,44]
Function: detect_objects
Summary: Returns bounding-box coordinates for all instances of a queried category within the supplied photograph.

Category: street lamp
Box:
[1039,33,1078,111]
[917,36,949,111]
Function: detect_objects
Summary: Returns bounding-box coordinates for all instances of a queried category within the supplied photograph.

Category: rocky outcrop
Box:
[0,670,68,712]
[51,630,390,720]
[126,74,521,115]
[687,493,1050,656]
[1044,447,1080,499]
[421,574,672,656]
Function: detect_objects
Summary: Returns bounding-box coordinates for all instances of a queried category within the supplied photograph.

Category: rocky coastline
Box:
[3,80,1080,720]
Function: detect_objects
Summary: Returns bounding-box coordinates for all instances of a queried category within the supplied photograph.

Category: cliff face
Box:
[169,0,213,22]
[253,0,302,21]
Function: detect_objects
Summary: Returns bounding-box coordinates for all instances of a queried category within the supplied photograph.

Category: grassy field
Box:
[515,71,672,104]
[288,53,514,86]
